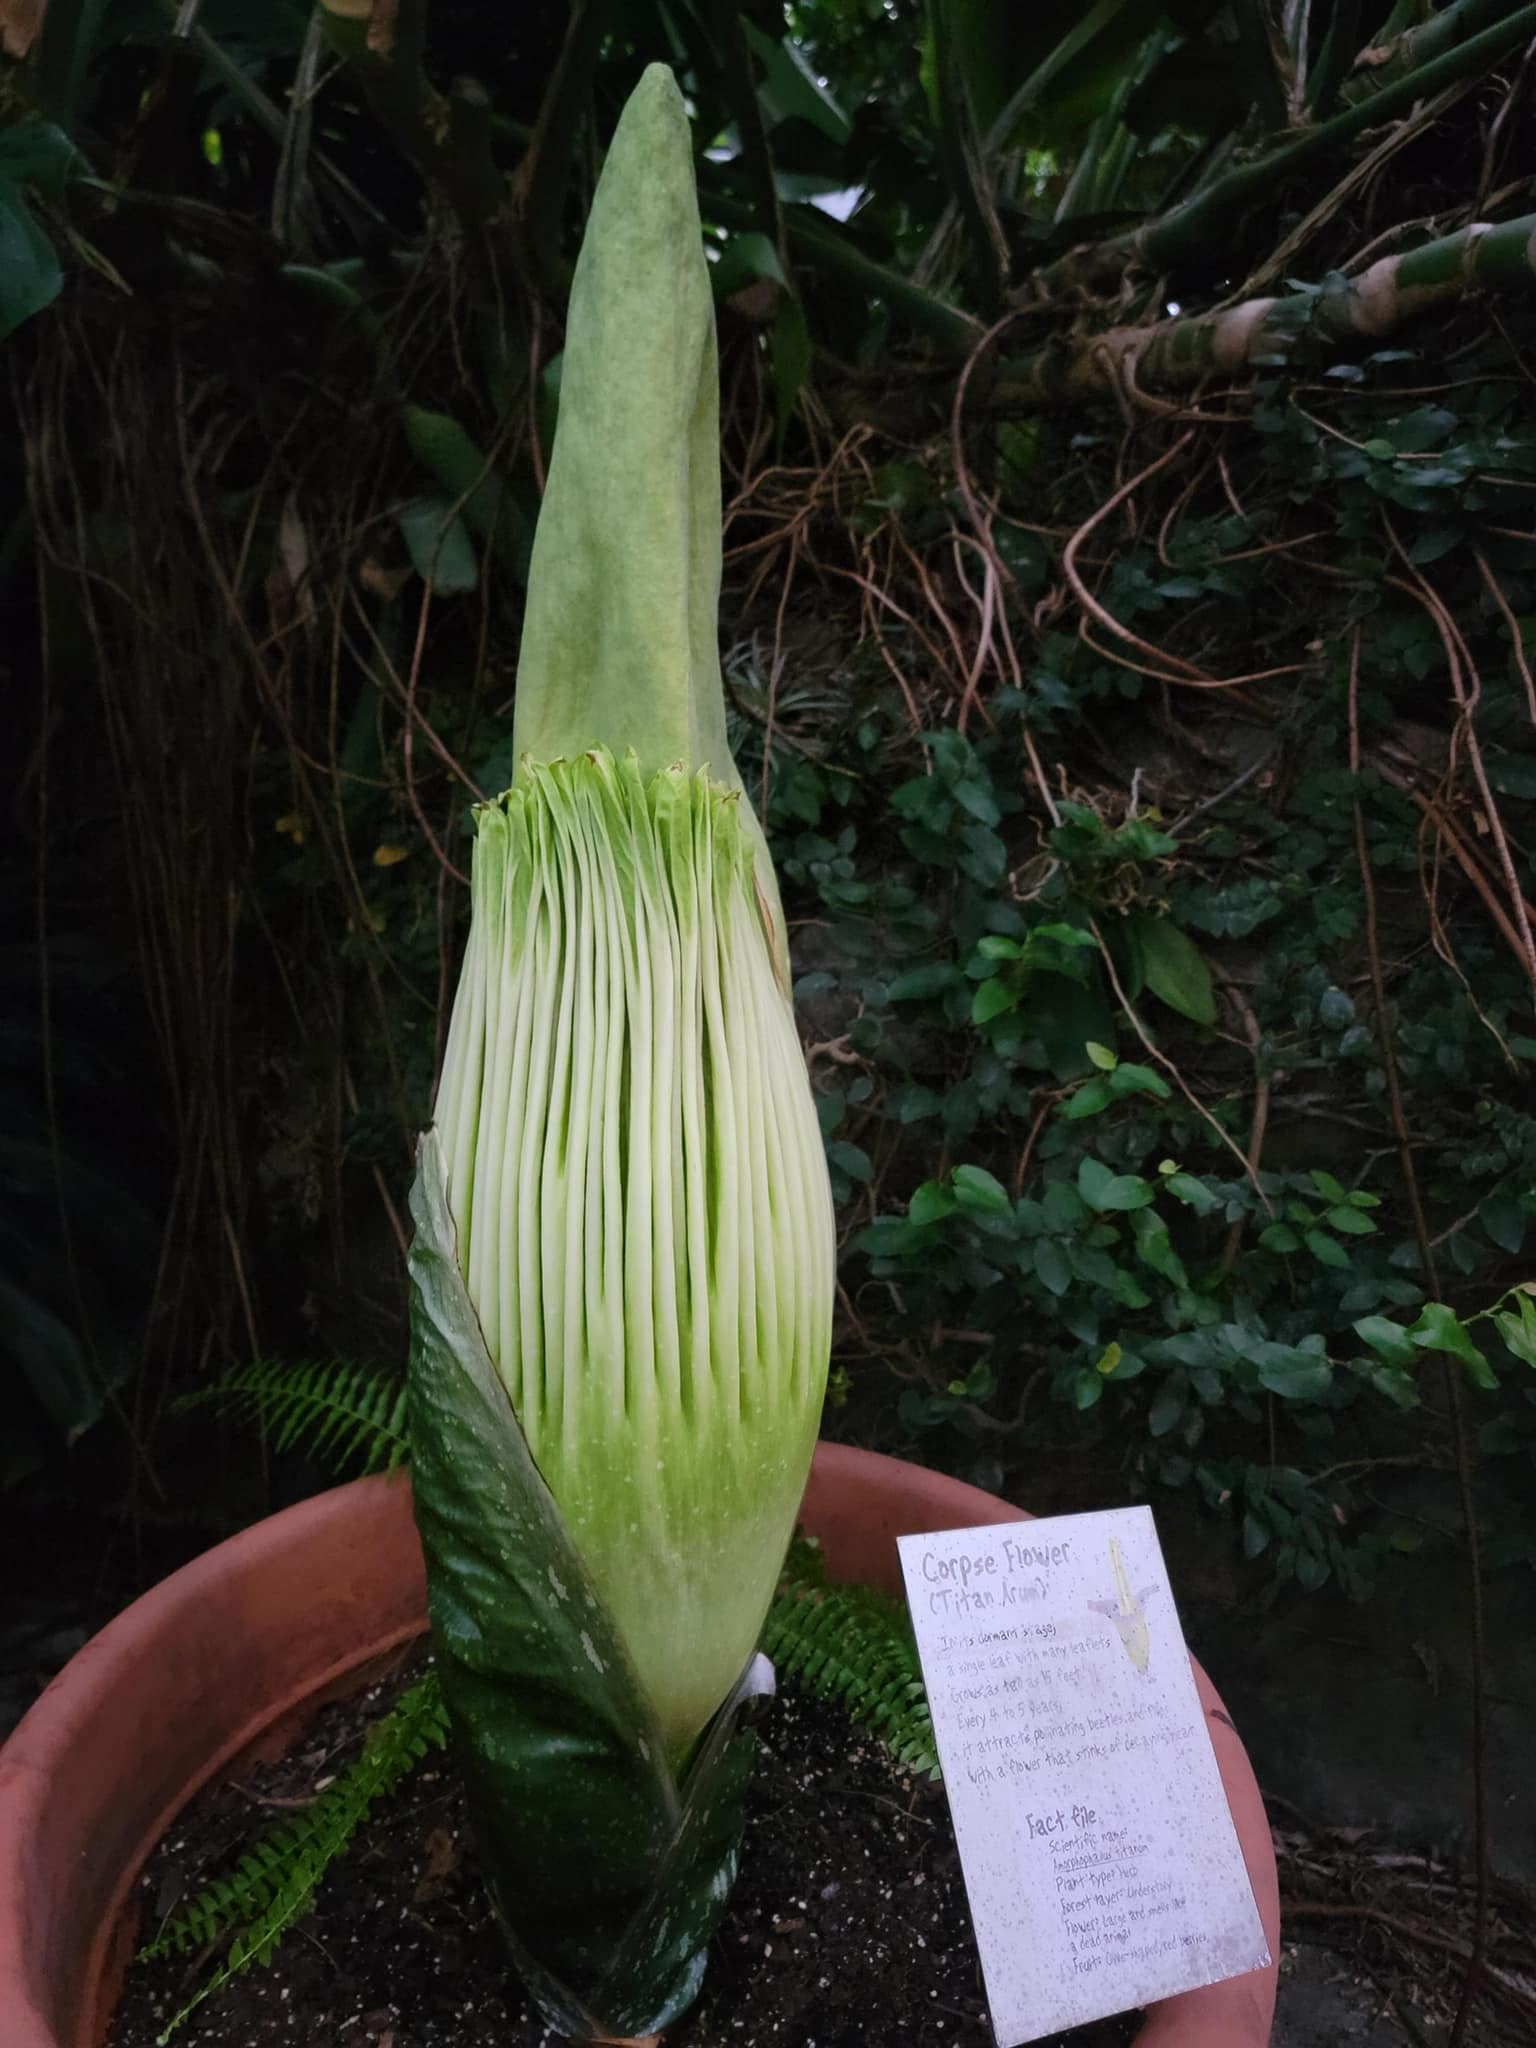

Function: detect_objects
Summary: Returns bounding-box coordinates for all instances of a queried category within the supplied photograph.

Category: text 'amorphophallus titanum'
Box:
[406,62,835,2044]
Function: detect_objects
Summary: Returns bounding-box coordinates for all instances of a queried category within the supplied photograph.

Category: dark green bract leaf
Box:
[407,1134,760,2039]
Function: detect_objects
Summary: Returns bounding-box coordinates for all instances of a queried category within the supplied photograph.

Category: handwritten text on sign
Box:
[899,1507,1270,2046]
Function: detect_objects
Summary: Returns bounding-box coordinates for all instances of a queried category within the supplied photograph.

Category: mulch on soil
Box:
[112,1652,1140,2048]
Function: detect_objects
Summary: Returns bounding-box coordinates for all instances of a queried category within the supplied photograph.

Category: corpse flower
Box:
[406,63,834,2042]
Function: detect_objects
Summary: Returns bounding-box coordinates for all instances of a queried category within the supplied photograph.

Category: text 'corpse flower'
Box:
[406,63,834,2043]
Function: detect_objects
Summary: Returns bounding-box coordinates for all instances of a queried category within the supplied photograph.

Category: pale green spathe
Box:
[433,749,834,1759]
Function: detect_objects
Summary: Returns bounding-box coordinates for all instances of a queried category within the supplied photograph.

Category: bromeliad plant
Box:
[406,66,834,2043]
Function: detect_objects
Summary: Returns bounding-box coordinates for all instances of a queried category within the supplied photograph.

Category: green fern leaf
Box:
[761,1538,939,1779]
[141,1673,448,2039]
[176,1358,411,1478]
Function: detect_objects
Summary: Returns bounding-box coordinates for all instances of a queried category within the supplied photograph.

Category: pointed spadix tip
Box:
[610,61,690,161]
[632,59,686,115]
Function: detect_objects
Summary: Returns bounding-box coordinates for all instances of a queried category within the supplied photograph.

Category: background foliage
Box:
[2,0,1535,1631]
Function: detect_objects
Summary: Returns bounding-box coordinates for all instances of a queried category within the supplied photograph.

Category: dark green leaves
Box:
[1063,1045,1170,1118]
[952,1163,1011,1216]
[1487,755,1536,800]
[1405,1300,1497,1391]
[1353,1316,1418,1371]
[400,408,533,591]
[1178,877,1284,938]
[0,120,83,340]
[771,291,812,439]
[1034,1237,1073,1296]
[1129,914,1217,1026]
[1077,1156,1153,1212]
[709,230,785,303]
[1148,1372,1188,1438]
[1352,1296,1528,1395]
[1254,1351,1333,1402]
[394,499,480,593]
[1480,1191,1528,1254]
[407,1136,759,2038]
[1493,1292,1536,1369]
[35,0,132,129]
[745,21,853,143]
[889,960,966,1001]
[403,407,507,541]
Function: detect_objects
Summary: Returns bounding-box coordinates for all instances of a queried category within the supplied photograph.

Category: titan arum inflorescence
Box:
[405,62,834,2042]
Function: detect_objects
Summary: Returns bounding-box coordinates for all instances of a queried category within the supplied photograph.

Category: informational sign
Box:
[898,1506,1270,2046]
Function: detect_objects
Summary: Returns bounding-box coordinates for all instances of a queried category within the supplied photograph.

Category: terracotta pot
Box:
[0,1445,1278,2048]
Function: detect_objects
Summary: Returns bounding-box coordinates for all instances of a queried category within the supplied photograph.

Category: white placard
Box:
[899,1505,1270,2046]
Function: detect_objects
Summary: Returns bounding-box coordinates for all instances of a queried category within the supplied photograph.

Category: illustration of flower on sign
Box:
[1089,1536,1159,1674]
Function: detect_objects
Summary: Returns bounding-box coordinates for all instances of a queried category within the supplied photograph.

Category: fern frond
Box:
[141,1671,449,2042]
[762,1538,939,1779]
[176,1357,411,1477]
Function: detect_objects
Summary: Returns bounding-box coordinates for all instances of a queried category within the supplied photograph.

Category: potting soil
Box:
[111,1653,1139,2048]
